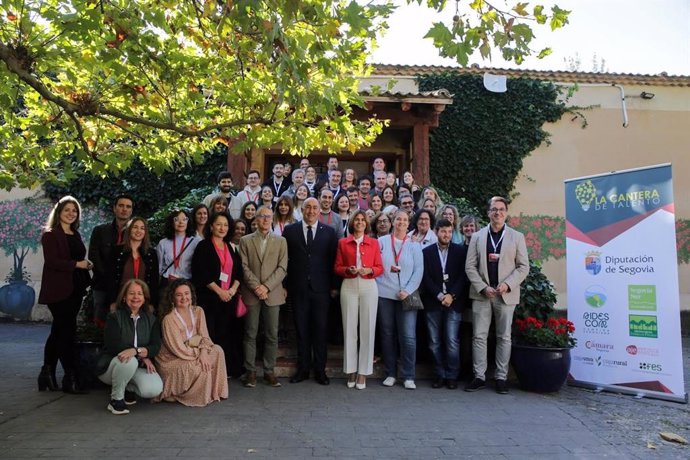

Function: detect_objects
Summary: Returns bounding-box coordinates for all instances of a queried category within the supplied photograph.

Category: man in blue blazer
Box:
[421,218,469,390]
[283,197,338,385]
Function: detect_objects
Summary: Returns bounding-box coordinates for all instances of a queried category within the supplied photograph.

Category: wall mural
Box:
[0,198,105,320]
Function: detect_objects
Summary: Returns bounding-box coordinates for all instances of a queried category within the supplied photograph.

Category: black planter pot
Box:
[511,344,571,393]
[74,341,106,390]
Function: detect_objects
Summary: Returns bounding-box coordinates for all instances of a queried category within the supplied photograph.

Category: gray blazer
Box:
[239,231,288,307]
[465,225,529,306]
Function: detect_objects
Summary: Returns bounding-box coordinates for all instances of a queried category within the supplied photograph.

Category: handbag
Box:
[397,273,423,311]
[401,289,424,311]
[236,295,247,318]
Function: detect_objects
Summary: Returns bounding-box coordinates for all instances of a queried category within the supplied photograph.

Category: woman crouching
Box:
[154,279,228,406]
[96,279,163,415]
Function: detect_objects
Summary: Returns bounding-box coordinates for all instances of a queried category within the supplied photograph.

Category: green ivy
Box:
[418,74,567,211]
[44,145,228,217]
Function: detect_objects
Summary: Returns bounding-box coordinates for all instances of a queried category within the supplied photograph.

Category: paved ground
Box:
[0,322,688,459]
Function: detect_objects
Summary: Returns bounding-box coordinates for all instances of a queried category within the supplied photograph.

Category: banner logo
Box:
[639,362,663,372]
[575,180,597,211]
[584,285,607,308]
[629,315,658,338]
[585,251,602,275]
[628,285,657,311]
[582,312,610,335]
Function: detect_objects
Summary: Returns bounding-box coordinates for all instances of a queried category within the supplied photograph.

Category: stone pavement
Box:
[0,322,688,459]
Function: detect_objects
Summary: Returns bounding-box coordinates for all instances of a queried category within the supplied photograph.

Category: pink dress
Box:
[155,307,228,406]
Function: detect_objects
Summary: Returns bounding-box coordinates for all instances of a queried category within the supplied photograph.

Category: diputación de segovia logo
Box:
[585,251,602,275]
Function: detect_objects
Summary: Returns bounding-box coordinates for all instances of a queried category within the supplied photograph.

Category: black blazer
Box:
[39,226,89,304]
[88,221,123,290]
[108,247,159,305]
[421,242,469,313]
[262,178,290,201]
[283,221,338,294]
[191,238,243,308]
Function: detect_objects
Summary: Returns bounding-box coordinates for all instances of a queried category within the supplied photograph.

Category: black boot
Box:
[62,370,89,394]
[38,365,59,391]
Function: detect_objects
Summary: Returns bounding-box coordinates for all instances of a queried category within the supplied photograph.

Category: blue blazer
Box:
[421,242,469,313]
[283,221,338,294]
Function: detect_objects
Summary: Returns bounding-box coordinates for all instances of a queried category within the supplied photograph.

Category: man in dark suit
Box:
[283,197,338,385]
[88,193,133,326]
[421,218,469,390]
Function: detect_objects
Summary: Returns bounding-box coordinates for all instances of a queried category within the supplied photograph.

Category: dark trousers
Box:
[292,288,330,374]
[45,290,84,371]
[201,300,235,372]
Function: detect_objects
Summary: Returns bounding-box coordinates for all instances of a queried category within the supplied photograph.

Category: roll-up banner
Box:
[565,164,687,403]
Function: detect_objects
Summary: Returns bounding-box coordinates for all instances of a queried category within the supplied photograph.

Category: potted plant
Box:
[510,261,577,392]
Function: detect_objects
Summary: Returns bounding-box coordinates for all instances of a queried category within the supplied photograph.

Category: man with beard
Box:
[203,171,240,217]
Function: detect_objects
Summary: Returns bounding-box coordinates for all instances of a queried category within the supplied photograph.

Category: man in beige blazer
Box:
[239,205,288,388]
[464,196,529,394]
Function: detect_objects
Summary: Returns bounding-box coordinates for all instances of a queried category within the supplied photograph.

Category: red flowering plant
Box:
[514,316,576,348]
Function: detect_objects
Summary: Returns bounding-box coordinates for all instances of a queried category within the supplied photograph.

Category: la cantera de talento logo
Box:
[573,179,661,212]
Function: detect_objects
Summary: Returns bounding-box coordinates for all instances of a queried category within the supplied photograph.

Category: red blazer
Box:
[334,235,384,279]
[39,226,85,304]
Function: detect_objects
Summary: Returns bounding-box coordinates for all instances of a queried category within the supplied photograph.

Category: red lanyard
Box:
[245,190,257,202]
[172,236,187,269]
[319,212,332,225]
[390,235,407,265]
[132,255,141,279]
[278,222,285,234]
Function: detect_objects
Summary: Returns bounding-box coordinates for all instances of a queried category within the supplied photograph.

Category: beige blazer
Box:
[465,225,529,306]
[239,231,288,307]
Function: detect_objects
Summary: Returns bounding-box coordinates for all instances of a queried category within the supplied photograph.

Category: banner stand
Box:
[568,380,689,404]
[565,163,687,404]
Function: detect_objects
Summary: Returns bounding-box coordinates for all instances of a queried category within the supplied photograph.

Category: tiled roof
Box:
[360,88,453,102]
[371,64,690,87]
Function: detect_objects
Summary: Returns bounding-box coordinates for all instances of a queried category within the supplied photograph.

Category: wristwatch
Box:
[136,347,144,356]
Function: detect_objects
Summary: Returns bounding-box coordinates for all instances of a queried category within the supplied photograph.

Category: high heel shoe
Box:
[347,374,356,389]
[38,365,59,391]
[62,370,89,394]
[355,375,366,390]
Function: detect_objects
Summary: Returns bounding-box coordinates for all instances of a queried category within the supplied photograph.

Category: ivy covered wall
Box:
[418,73,567,212]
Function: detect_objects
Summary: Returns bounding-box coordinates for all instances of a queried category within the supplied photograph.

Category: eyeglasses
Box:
[401,201,413,206]
[174,217,189,223]
[256,215,272,220]
[489,208,507,213]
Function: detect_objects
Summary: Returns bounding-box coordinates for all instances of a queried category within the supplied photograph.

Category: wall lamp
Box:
[640,91,655,100]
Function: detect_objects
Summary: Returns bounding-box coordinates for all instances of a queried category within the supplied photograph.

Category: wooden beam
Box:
[412,124,430,185]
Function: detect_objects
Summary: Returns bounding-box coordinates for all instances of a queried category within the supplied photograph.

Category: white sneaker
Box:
[382,377,396,387]
[403,380,416,390]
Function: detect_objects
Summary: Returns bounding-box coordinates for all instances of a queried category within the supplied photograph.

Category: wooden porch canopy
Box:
[353,88,453,184]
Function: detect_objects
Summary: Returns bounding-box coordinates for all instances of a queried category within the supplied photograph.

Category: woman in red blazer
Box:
[334,210,384,390]
[38,196,92,394]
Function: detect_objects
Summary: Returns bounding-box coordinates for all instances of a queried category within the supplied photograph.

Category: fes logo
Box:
[575,180,597,211]
[585,251,602,276]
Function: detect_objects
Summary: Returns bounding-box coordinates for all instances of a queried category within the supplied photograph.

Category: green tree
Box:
[0,1,569,190]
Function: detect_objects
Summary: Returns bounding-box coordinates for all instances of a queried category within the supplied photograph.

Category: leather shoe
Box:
[446,379,458,390]
[431,377,444,389]
[263,373,282,387]
[289,370,309,384]
[244,371,256,388]
[315,373,330,385]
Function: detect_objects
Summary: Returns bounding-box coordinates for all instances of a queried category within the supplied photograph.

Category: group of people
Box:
[37,156,529,416]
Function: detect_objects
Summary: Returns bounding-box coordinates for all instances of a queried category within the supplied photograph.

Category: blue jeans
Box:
[425,309,462,380]
[378,297,417,380]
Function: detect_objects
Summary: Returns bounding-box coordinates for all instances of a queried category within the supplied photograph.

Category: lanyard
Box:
[172,235,187,270]
[132,255,141,279]
[273,179,282,194]
[489,226,506,253]
[391,235,408,265]
[438,246,448,273]
[174,307,196,340]
[245,190,258,202]
[278,222,285,234]
[131,314,139,348]
[319,212,332,225]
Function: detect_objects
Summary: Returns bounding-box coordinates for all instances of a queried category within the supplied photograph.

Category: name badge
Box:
[390,265,401,273]
[488,253,500,262]
[443,273,449,282]
[219,272,229,283]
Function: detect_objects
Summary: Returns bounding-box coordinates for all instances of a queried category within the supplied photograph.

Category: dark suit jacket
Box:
[283,221,337,294]
[262,178,290,200]
[39,226,88,304]
[421,242,468,313]
[88,221,123,290]
[192,238,243,310]
[107,247,160,305]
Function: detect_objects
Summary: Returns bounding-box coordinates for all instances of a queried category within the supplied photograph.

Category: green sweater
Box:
[96,307,161,375]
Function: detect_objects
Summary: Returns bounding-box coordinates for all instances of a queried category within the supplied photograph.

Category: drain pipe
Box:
[559,83,629,128]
